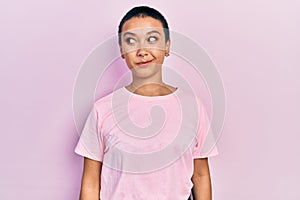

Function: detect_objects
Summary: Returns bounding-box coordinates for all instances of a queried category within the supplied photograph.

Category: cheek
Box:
[152,50,166,61]
[125,52,136,61]
[124,53,137,68]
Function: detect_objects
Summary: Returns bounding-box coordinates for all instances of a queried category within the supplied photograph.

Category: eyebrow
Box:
[123,30,161,37]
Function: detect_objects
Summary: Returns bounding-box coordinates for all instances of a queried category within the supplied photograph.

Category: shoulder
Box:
[93,87,126,115]
[94,87,123,105]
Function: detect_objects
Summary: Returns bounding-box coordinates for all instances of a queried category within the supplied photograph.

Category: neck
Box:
[127,80,175,97]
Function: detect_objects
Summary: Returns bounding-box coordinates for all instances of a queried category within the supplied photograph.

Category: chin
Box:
[131,68,159,79]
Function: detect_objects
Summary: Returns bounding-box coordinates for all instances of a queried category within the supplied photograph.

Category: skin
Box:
[79,158,101,200]
[192,158,213,200]
[119,16,176,96]
[79,16,213,200]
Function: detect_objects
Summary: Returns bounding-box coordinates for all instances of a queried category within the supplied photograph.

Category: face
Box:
[119,16,170,78]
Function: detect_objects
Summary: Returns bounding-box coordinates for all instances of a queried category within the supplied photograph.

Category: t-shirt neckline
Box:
[121,86,179,100]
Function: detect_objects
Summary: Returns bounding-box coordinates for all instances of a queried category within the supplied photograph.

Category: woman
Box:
[75,6,218,200]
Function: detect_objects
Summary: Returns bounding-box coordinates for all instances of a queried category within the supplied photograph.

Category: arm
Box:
[79,157,102,200]
[191,158,212,200]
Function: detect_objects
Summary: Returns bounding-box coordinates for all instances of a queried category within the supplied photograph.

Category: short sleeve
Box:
[192,101,219,159]
[74,104,104,162]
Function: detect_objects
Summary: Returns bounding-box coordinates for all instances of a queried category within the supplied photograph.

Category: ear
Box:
[165,39,171,55]
[165,40,171,56]
[119,46,125,59]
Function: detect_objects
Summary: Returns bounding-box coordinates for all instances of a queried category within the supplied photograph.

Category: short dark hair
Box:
[118,6,170,46]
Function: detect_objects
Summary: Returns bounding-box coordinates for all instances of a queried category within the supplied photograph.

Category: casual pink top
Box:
[75,86,219,200]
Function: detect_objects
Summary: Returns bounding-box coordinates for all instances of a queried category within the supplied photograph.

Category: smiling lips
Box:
[136,59,153,67]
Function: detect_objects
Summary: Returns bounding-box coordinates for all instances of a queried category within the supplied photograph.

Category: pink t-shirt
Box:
[75,86,219,200]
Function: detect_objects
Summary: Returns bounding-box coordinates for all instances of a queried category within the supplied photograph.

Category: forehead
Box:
[122,16,164,35]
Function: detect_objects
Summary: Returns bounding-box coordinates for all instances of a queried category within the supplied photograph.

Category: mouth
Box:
[136,59,154,67]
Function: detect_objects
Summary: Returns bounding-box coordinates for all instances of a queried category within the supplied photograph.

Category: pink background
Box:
[1,0,299,199]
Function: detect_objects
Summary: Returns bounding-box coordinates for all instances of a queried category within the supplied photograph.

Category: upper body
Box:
[76,5,219,200]
[75,86,218,200]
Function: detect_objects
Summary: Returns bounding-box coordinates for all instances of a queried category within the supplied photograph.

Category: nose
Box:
[137,48,149,57]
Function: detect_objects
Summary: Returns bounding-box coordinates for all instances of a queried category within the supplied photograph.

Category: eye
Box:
[125,38,136,44]
[148,36,158,43]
